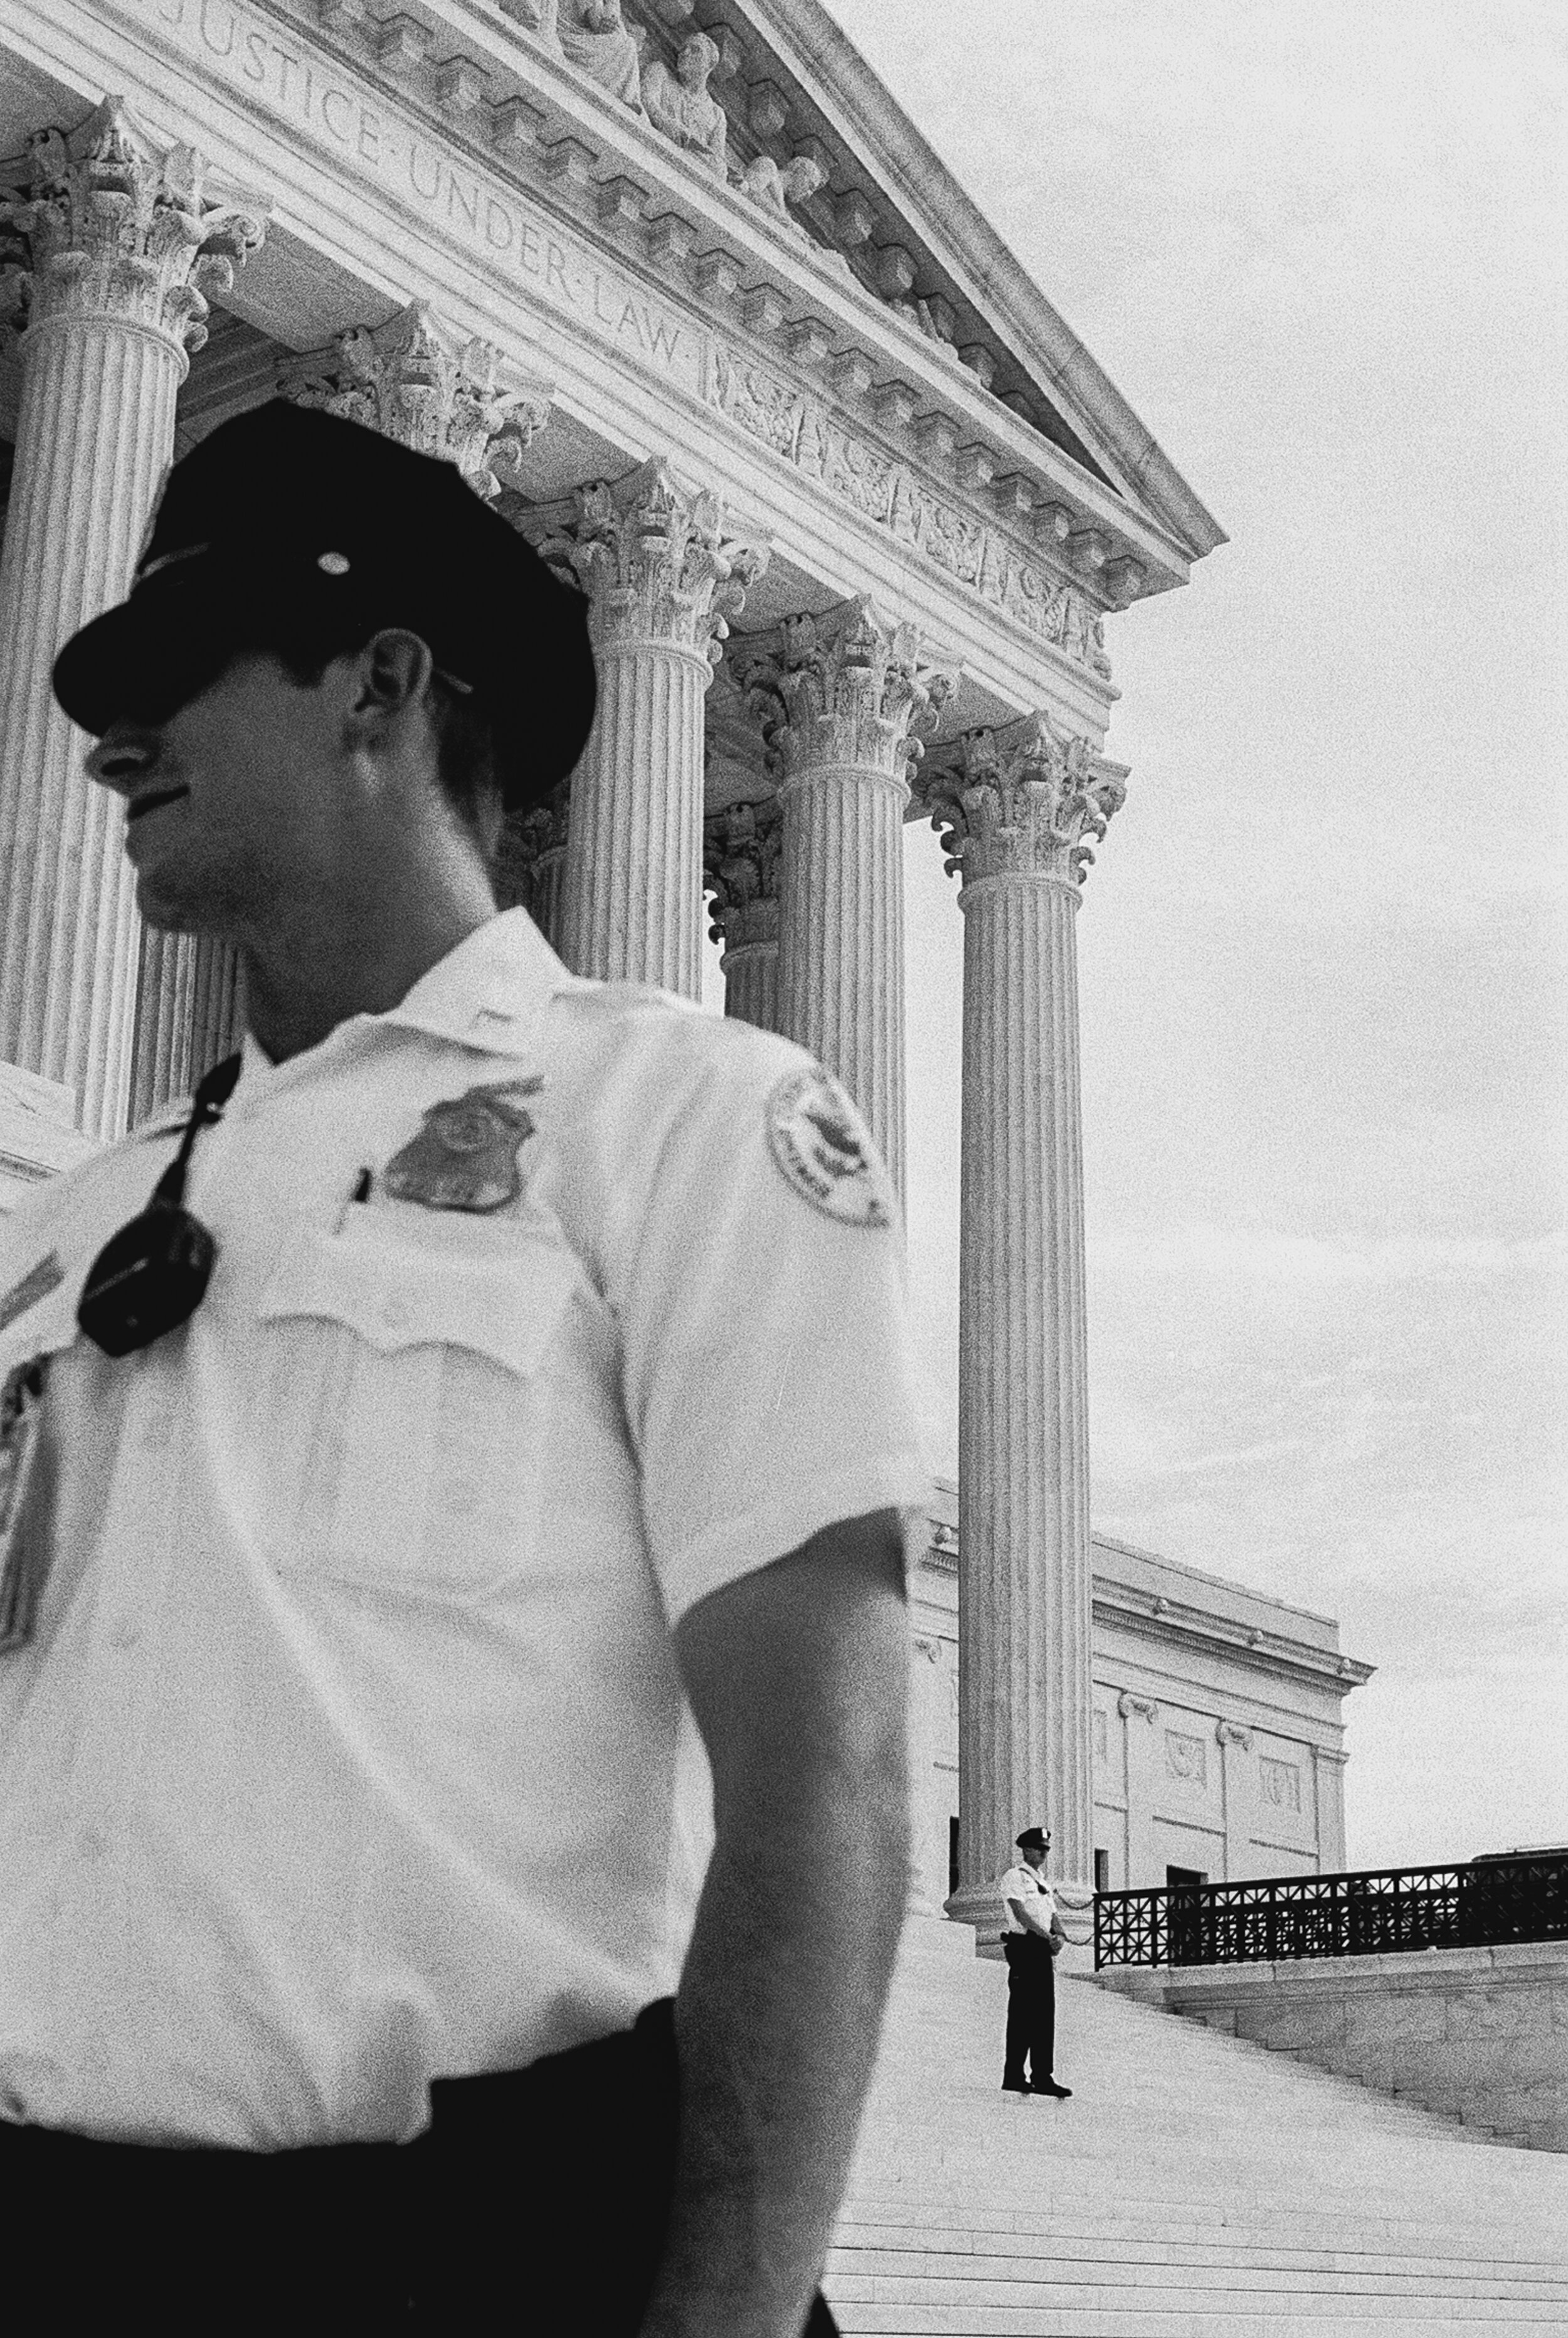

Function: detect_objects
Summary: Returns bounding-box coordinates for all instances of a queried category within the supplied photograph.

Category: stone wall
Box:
[1096,1942,1568,2153]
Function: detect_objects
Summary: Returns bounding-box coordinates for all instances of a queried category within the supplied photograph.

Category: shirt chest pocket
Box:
[256,1211,580,1600]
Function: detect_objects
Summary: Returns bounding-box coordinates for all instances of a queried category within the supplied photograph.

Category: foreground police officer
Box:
[0,403,928,2334]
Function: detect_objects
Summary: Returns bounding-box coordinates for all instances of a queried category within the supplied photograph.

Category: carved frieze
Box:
[706,338,1112,677]
[918,711,1126,891]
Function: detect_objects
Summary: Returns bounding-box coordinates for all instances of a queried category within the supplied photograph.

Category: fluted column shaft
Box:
[924,714,1126,1950]
[0,100,265,1136]
[549,460,764,998]
[778,760,908,1191]
[564,634,711,992]
[0,317,179,1134]
[958,869,1093,1896]
[721,900,780,1033]
[746,599,951,1196]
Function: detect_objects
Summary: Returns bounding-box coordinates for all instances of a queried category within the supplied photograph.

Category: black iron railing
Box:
[1094,1853,1568,1970]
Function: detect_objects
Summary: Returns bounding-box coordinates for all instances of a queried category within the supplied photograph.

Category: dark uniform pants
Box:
[1001,1931,1056,2086]
[0,1999,840,2334]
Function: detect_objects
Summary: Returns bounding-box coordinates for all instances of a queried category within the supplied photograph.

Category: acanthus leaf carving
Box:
[741,595,955,792]
[284,301,551,501]
[701,794,781,949]
[1,97,268,354]
[918,710,1127,890]
[541,455,767,660]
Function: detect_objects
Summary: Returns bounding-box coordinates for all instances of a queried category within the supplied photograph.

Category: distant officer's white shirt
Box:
[999,1864,1056,1935]
[0,911,929,2148]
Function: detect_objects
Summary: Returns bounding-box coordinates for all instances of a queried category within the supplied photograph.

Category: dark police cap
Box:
[53,400,596,814]
[1015,1825,1051,1851]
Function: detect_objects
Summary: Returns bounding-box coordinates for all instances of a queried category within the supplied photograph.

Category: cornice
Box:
[1092,1587,1375,1699]
[738,0,1228,566]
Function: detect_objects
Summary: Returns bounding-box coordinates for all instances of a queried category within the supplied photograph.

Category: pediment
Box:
[208,0,1218,596]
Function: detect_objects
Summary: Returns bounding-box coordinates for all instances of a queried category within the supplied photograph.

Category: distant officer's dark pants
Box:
[1001,1932,1056,2086]
[0,1998,840,2334]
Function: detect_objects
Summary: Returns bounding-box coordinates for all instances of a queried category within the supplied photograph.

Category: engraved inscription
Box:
[104,0,697,391]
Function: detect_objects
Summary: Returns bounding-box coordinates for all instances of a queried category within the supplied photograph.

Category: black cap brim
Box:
[53,556,597,815]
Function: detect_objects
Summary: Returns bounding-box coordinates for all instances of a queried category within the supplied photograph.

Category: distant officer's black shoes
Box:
[1030,2079,1073,2098]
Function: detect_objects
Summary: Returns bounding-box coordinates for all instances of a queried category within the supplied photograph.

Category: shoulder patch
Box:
[766,1066,893,1230]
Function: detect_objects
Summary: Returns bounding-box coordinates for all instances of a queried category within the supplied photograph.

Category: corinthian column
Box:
[920,713,1127,1957]
[746,599,951,1196]
[702,795,781,1033]
[494,781,571,954]
[546,460,765,997]
[129,301,554,1120]
[0,99,266,1140]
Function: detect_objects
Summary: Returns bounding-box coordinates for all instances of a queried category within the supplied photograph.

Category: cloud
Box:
[1090,1224,1568,1286]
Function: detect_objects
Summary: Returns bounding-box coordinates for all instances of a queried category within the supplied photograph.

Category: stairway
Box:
[824,1915,1568,2335]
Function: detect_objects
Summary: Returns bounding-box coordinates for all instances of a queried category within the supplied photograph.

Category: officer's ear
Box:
[345,629,437,747]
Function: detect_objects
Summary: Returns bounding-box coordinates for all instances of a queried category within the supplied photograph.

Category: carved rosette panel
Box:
[549,455,765,661]
[745,595,954,795]
[0,97,267,355]
[921,712,1126,893]
[286,301,551,500]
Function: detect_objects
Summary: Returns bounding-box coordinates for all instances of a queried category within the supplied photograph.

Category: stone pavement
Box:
[824,1915,1568,2335]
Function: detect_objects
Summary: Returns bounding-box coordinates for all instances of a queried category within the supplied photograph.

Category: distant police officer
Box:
[0,403,930,2335]
[999,1824,1073,2100]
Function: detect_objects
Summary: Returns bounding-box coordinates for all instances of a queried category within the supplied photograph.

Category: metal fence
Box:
[1094,1853,1568,1970]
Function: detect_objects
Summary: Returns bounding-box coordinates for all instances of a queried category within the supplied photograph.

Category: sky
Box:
[787,1,1565,1871]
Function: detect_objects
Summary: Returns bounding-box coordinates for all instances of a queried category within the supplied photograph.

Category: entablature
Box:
[236,0,1195,592]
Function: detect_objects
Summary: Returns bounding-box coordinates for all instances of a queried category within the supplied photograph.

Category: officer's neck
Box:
[238,841,498,1065]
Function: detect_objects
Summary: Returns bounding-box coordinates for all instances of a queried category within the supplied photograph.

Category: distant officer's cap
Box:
[53,400,596,814]
[1015,1825,1051,1851]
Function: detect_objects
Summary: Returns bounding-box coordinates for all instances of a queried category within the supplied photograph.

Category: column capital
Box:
[1216,1718,1255,1749]
[702,794,781,951]
[1118,1691,1159,1724]
[919,711,1128,891]
[1,97,268,357]
[494,778,570,910]
[543,457,767,660]
[285,300,551,500]
[742,595,955,792]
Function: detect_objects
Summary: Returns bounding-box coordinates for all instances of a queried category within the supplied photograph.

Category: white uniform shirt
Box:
[1000,1864,1057,1937]
[0,911,929,2147]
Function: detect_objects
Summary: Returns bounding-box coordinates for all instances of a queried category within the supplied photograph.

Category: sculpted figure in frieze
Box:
[735,153,825,237]
[641,33,728,176]
[556,0,645,111]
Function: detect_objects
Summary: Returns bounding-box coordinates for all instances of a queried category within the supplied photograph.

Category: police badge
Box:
[383,1080,544,1214]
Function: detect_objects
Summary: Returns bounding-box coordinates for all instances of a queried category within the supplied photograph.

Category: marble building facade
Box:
[0,0,1350,1954]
